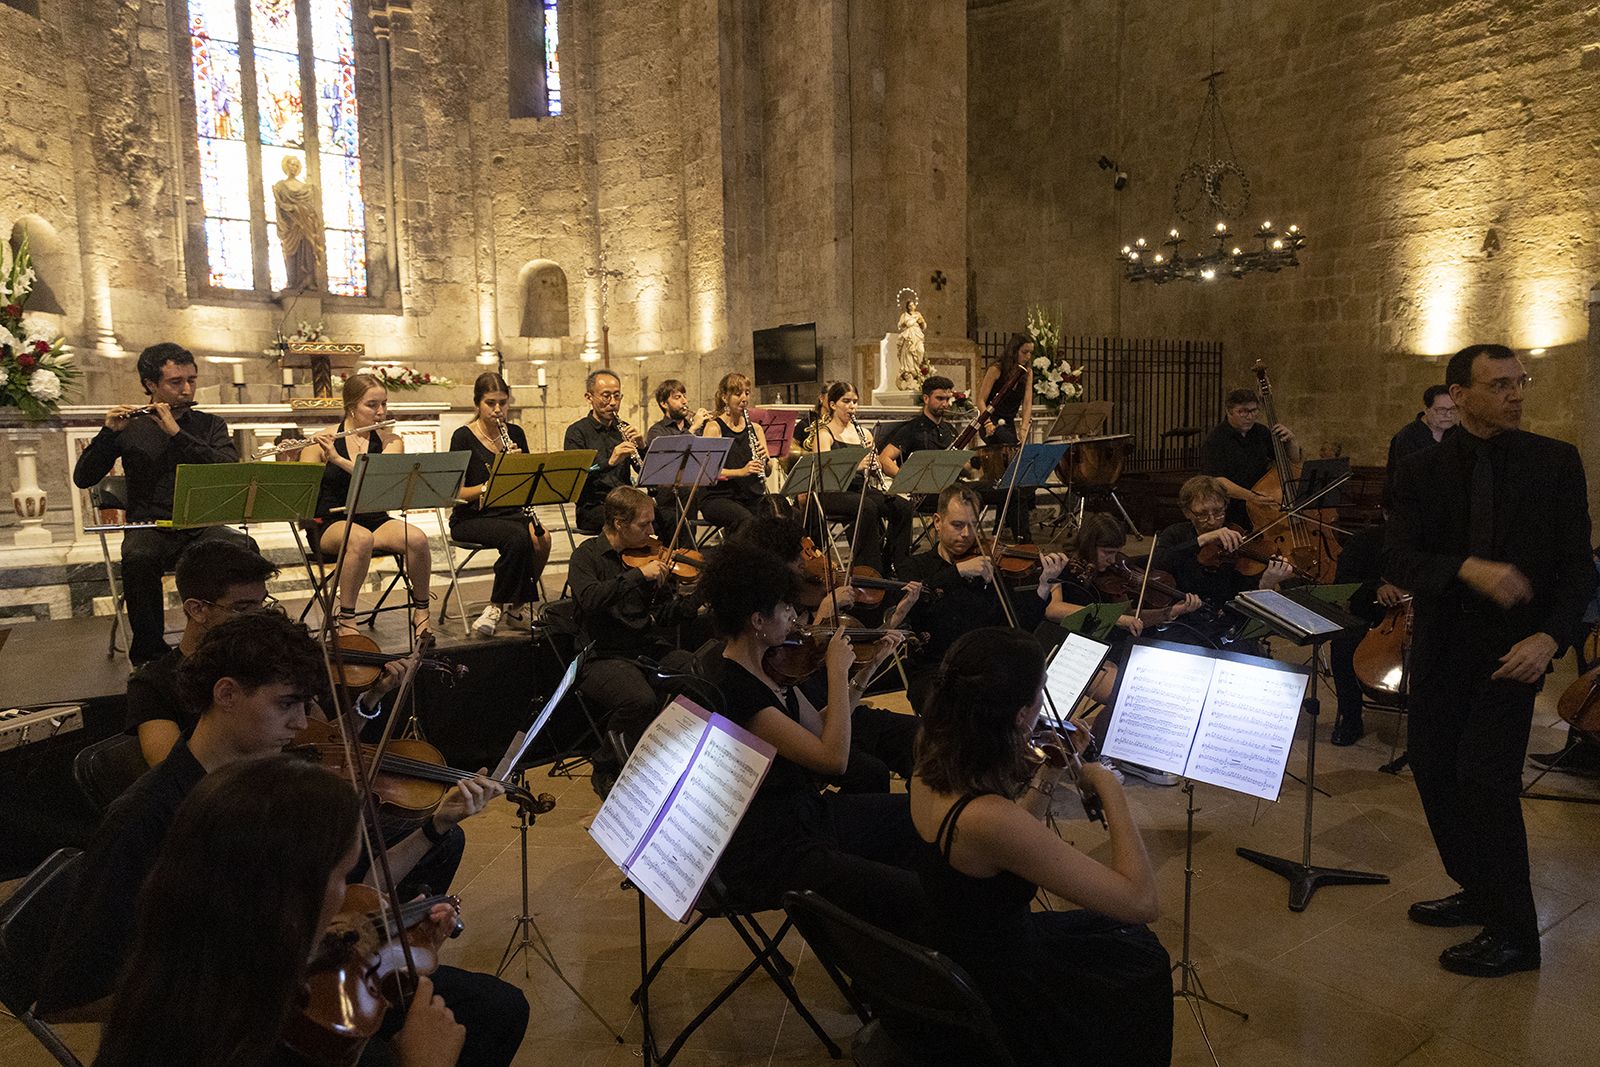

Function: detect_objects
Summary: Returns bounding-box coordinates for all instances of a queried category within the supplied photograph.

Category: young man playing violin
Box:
[897,485,1071,712]
[567,485,705,793]
[38,610,528,1066]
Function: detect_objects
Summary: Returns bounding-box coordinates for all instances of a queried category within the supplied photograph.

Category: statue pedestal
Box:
[4,429,53,546]
[871,386,919,406]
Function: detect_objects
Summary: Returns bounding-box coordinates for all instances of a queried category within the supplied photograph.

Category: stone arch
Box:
[9,215,65,315]
[518,259,570,338]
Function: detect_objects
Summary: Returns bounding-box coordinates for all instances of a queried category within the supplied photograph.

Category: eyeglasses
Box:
[200,593,279,614]
[1471,374,1531,395]
[594,391,623,401]
[1185,507,1228,521]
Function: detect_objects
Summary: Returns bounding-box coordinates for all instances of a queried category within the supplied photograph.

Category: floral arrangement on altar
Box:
[0,236,79,419]
[333,362,454,393]
[1025,305,1084,404]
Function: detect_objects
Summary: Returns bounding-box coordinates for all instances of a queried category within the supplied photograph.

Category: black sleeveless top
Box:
[914,791,1037,944]
[448,422,540,526]
[703,416,762,501]
[312,423,388,522]
[983,366,1026,445]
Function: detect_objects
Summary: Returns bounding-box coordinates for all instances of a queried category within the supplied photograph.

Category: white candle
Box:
[231,363,245,385]
[537,366,547,388]
[282,367,295,386]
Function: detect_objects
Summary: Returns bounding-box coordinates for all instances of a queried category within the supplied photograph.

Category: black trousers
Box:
[450,514,543,604]
[696,493,758,535]
[977,485,1034,542]
[577,649,699,751]
[834,705,919,794]
[1329,629,1367,720]
[120,525,257,664]
[817,489,914,576]
[730,792,926,941]
[1409,646,1540,945]
[367,964,528,1067]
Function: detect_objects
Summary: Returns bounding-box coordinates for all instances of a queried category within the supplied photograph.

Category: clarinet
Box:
[491,418,539,521]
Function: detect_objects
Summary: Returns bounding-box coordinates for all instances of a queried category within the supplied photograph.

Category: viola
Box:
[1195,524,1316,582]
[1353,598,1414,697]
[324,631,467,692]
[1556,665,1600,733]
[284,882,458,1066]
[1246,362,1342,583]
[762,623,922,688]
[620,536,704,583]
[291,719,554,832]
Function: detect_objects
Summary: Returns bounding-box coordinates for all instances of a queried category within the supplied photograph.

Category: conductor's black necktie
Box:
[1468,444,1495,556]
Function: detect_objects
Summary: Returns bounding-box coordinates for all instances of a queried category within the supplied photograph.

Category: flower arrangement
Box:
[949,389,976,413]
[262,320,330,359]
[1024,304,1084,404]
[333,362,454,393]
[0,236,80,419]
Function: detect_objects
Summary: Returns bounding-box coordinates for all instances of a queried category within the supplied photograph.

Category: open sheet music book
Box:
[1102,639,1309,801]
[589,698,776,922]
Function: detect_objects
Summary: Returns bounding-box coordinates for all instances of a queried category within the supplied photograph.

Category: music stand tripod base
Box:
[1234,847,1390,912]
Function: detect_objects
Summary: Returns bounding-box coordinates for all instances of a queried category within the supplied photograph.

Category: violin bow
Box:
[1234,473,1352,555]
[1133,532,1157,618]
[803,428,845,623]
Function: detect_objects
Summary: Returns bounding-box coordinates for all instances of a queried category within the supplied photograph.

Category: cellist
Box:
[35,611,528,1066]
[1203,386,1301,531]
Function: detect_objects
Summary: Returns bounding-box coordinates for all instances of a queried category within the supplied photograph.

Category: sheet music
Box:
[1044,633,1110,720]
[626,715,774,922]
[1102,643,1215,776]
[1185,658,1307,801]
[587,699,710,870]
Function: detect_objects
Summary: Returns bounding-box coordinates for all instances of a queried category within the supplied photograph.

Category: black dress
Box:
[696,416,765,530]
[981,367,1026,446]
[912,790,1174,1065]
[306,424,390,541]
[448,422,547,605]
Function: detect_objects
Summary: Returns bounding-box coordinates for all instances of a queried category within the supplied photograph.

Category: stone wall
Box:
[968,0,1600,468]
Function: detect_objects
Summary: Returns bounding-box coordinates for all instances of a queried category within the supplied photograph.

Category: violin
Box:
[1353,598,1414,697]
[1195,524,1316,582]
[1090,554,1183,610]
[1029,728,1104,826]
[794,539,934,611]
[621,536,704,583]
[762,622,922,687]
[291,719,554,833]
[284,882,458,1066]
[325,631,467,692]
[1247,362,1341,583]
[1556,664,1600,733]
[951,536,1047,579]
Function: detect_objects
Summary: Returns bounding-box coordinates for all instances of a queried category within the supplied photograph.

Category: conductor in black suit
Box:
[1383,343,1595,978]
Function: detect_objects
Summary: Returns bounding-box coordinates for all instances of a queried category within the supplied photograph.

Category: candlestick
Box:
[231,363,246,385]
[536,366,547,388]
[282,367,295,387]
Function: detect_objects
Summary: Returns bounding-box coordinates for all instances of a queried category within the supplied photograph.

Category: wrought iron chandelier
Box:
[1120,71,1305,284]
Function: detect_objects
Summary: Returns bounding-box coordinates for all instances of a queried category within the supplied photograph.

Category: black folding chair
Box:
[0,849,87,1066]
[71,732,150,816]
[782,889,1016,1067]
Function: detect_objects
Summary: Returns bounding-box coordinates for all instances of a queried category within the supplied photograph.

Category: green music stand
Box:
[482,449,596,512]
[170,462,326,529]
[1059,599,1132,641]
[779,446,867,497]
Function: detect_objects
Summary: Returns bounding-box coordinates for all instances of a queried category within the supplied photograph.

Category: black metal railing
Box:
[970,331,1223,473]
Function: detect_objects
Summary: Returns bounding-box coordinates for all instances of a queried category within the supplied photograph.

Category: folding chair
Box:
[0,849,88,1067]
[782,889,1016,1066]
[291,522,409,628]
[72,732,150,816]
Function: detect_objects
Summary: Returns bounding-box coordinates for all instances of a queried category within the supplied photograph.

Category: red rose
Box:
[16,352,38,370]
[4,304,21,318]
[32,340,50,355]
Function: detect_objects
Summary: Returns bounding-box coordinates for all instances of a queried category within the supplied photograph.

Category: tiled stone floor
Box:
[5,618,1597,1065]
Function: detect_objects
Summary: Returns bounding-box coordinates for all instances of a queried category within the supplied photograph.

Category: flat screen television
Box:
[753,323,819,387]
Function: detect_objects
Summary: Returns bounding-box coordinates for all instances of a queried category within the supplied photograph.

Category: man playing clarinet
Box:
[72,342,252,666]
[1384,343,1595,977]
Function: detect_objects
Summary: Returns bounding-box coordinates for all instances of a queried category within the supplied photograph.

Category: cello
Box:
[1247,361,1341,583]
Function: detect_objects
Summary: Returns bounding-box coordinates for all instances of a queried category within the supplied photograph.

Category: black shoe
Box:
[1331,715,1365,747]
[1408,891,1489,928]
[1439,931,1540,977]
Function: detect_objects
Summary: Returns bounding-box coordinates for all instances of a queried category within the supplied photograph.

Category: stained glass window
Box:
[188,0,368,296]
[543,1,561,116]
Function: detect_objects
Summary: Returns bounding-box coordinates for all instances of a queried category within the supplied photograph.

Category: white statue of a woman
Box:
[273,155,326,293]
[894,290,927,389]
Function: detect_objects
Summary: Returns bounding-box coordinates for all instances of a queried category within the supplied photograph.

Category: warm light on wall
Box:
[1510,276,1584,352]
[1415,257,1470,356]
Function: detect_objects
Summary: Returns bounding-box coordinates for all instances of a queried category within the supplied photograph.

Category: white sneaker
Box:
[1097,756,1126,785]
[472,604,503,637]
[1118,760,1179,787]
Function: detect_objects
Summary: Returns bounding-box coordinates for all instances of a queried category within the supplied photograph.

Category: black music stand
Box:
[748,407,801,460]
[637,437,732,544]
[890,450,975,551]
[1230,588,1391,910]
[779,447,865,496]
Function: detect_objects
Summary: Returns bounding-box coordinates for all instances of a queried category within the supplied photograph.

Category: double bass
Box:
[1247,361,1341,583]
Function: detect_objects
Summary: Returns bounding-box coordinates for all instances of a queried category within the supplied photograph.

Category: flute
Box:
[119,401,196,418]
[255,419,398,458]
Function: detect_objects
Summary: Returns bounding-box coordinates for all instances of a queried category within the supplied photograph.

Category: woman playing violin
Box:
[1045,513,1204,637]
[93,756,467,1067]
[696,540,924,936]
[908,628,1172,1065]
